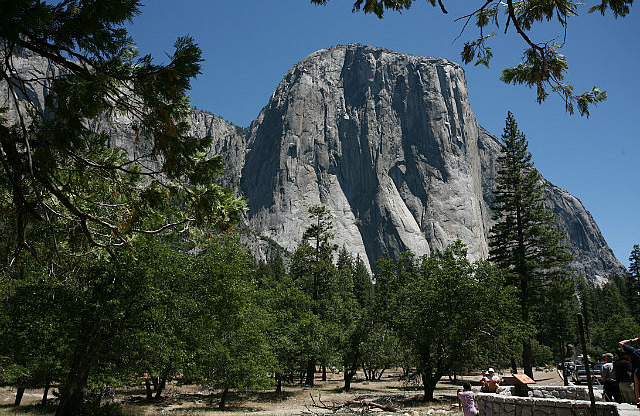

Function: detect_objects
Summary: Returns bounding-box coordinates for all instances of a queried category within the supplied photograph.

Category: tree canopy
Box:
[311,0,633,116]
[376,241,523,401]
[0,0,245,264]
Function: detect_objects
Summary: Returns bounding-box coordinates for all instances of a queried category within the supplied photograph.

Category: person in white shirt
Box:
[481,368,501,392]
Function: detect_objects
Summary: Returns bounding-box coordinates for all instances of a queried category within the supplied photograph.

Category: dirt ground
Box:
[0,368,563,415]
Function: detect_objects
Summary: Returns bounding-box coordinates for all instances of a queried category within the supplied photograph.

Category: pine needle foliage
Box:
[489,111,573,377]
[0,0,246,264]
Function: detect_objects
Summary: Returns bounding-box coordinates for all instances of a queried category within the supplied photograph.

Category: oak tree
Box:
[377,242,522,401]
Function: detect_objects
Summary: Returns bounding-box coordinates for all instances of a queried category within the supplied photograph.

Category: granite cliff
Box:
[4,44,624,280]
[197,44,623,280]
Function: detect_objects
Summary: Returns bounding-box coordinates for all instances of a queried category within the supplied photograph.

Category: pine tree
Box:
[630,245,640,279]
[0,1,246,262]
[489,111,573,378]
[290,205,339,386]
[628,244,640,316]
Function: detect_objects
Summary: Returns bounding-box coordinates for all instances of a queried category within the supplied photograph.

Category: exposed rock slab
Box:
[235,44,625,279]
[3,44,625,280]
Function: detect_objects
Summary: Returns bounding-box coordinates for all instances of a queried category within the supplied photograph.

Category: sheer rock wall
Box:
[4,44,624,279]
[226,44,624,279]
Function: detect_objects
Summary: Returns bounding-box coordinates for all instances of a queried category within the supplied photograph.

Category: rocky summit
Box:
[194,44,624,281]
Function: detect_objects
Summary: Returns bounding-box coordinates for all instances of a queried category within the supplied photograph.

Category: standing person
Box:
[458,382,478,416]
[619,338,640,405]
[601,353,621,402]
[614,348,634,403]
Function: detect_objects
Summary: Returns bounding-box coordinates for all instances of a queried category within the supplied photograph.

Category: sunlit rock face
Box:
[227,44,625,279]
[4,44,624,279]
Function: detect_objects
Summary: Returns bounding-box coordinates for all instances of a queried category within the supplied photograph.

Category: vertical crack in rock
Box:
[4,45,624,280]
[234,44,625,279]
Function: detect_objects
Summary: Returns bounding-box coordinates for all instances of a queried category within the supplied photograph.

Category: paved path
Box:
[616,403,638,416]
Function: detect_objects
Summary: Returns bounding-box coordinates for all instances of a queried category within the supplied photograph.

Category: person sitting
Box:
[480,371,488,390]
[481,368,501,392]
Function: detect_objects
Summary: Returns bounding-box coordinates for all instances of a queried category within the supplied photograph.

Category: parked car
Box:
[572,364,587,384]
[571,362,603,384]
[592,362,604,384]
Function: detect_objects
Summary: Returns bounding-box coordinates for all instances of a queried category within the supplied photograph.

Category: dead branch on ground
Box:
[305,393,397,413]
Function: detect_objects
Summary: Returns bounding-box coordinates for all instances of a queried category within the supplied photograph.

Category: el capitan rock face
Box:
[4,44,624,280]
[229,44,624,279]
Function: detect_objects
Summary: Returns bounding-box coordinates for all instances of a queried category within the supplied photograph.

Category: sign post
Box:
[503,374,536,397]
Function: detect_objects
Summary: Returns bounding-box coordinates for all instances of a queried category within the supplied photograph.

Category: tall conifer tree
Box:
[630,245,640,280]
[489,111,573,378]
[290,205,338,386]
[628,244,640,316]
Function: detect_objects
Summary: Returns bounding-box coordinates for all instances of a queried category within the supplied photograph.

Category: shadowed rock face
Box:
[226,44,623,280]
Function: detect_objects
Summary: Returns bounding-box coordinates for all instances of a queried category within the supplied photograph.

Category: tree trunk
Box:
[55,342,97,416]
[519,271,534,379]
[523,338,533,379]
[305,359,315,386]
[154,376,166,399]
[275,374,282,393]
[154,363,172,399]
[145,379,153,400]
[322,365,327,381]
[218,386,229,409]
[377,369,385,381]
[344,371,353,392]
[511,358,518,374]
[421,372,439,402]
[344,353,361,391]
[42,379,51,406]
[14,386,25,406]
[560,337,569,386]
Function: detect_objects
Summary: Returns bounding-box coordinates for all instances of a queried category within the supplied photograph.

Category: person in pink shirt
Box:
[458,382,478,416]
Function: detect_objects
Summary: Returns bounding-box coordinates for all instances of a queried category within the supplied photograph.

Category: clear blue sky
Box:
[127,1,639,267]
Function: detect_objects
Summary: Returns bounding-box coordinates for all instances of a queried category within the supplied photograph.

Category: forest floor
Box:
[0,368,562,415]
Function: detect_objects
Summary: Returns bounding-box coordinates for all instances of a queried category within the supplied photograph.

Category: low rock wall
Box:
[495,385,602,401]
[477,386,618,416]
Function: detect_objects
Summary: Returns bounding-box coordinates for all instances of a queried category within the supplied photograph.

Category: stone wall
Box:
[477,386,618,416]
[495,385,603,401]
[530,385,600,400]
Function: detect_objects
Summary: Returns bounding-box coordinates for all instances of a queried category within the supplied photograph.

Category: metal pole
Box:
[578,313,597,416]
